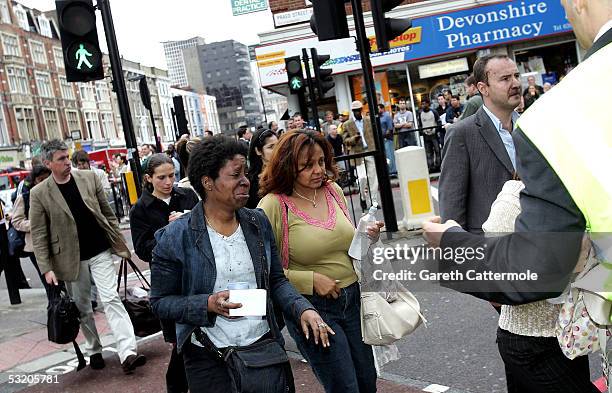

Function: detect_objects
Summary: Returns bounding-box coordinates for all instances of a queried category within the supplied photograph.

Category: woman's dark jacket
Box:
[149,202,313,352]
[247,173,261,209]
[129,187,199,263]
[129,186,199,342]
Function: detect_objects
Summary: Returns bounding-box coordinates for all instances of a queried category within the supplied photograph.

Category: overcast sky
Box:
[19,0,274,69]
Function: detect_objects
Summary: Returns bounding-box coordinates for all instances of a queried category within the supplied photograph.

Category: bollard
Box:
[395,146,435,230]
[122,172,138,207]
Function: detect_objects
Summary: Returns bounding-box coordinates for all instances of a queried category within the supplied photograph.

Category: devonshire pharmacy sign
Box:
[256,0,572,87]
[435,2,558,50]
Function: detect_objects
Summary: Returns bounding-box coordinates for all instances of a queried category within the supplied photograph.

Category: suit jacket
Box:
[439,30,612,304]
[439,106,515,233]
[30,170,130,281]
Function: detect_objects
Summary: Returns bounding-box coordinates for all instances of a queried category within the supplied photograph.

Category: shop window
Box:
[514,41,578,90]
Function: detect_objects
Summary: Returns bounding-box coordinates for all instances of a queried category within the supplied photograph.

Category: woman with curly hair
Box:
[150,135,333,393]
[258,130,383,393]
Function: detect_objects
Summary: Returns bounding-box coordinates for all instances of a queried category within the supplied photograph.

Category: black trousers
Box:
[496,328,599,393]
[166,344,188,393]
[182,341,232,393]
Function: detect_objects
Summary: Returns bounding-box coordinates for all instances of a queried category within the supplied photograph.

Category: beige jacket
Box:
[342,118,375,154]
[30,170,130,281]
[11,194,32,253]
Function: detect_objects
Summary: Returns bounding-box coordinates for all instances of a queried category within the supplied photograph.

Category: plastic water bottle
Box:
[348,203,378,259]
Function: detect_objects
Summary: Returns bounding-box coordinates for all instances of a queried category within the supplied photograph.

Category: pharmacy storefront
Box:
[256,0,578,120]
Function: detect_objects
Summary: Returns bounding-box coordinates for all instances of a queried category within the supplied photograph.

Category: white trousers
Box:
[66,249,137,363]
[357,156,380,205]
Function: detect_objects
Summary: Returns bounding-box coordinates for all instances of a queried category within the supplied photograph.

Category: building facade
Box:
[182,40,262,134]
[162,36,205,88]
[171,87,221,136]
[258,0,580,128]
[0,0,82,166]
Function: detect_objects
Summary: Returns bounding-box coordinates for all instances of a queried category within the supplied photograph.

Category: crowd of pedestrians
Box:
[2,1,609,392]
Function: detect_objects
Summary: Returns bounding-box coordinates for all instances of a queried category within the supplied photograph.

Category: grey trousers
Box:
[66,249,137,363]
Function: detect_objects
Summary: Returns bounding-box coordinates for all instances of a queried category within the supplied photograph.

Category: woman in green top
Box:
[258,130,383,393]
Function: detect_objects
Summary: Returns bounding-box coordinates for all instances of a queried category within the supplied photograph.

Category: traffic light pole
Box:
[97,0,142,195]
[350,0,398,233]
[301,49,321,132]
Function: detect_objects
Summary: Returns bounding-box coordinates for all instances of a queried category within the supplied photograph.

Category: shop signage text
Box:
[231,0,268,16]
[418,58,469,79]
[274,8,313,27]
[436,2,548,49]
[255,0,572,87]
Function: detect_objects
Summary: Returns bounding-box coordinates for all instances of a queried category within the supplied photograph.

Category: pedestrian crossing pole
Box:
[97,0,142,196]
[349,0,398,232]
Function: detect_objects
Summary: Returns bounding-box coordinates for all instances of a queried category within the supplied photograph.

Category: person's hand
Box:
[313,273,341,299]
[207,290,242,317]
[168,211,183,222]
[300,309,335,347]
[44,271,58,286]
[422,216,461,248]
[366,220,385,242]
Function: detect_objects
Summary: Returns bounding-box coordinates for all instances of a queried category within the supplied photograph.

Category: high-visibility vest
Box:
[517,42,612,311]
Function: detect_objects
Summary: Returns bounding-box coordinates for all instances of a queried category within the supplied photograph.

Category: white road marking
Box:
[423,384,450,393]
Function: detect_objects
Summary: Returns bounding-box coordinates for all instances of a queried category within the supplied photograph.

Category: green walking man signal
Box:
[290,76,303,91]
[75,44,93,70]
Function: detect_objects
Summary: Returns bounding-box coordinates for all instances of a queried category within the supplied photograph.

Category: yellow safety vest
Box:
[517,42,612,311]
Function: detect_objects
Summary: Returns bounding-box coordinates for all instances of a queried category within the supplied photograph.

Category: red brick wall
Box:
[269,0,426,14]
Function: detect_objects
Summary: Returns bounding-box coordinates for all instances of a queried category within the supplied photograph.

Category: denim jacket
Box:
[150,202,314,352]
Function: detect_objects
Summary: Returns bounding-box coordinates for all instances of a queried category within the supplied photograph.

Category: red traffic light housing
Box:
[371,0,412,53]
[310,0,350,41]
[311,49,334,98]
[56,0,104,82]
[285,56,305,94]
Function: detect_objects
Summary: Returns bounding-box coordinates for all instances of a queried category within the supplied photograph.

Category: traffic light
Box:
[311,49,334,98]
[55,0,104,82]
[285,56,305,94]
[310,0,349,41]
[371,0,412,53]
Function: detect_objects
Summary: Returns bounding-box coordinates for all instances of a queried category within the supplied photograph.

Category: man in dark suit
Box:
[424,4,610,391]
[439,55,520,234]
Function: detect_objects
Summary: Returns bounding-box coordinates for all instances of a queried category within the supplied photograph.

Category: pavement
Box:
[0,226,434,393]
[0,185,606,393]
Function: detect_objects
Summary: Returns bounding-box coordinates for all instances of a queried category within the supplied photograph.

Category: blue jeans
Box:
[399,130,417,148]
[285,282,377,393]
[384,139,397,174]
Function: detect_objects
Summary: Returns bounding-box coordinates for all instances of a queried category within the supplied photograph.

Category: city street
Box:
[0,184,604,393]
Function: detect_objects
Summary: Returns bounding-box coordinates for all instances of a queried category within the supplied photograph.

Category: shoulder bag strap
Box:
[275,194,290,269]
[125,257,151,288]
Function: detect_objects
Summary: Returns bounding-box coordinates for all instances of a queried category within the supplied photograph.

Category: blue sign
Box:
[400,0,572,62]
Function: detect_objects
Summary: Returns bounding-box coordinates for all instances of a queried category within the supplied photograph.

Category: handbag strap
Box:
[116,258,151,294]
[395,291,428,327]
[193,211,281,355]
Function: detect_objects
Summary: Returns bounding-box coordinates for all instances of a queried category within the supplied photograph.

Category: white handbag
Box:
[360,290,427,346]
[353,238,427,346]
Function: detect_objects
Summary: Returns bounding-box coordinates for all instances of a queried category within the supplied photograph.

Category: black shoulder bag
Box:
[117,258,162,337]
[193,233,294,393]
[47,284,86,371]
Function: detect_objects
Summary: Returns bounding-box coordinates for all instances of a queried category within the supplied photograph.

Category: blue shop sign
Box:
[396,0,573,62]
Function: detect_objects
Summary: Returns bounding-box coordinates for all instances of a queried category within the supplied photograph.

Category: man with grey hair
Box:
[30,140,146,374]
